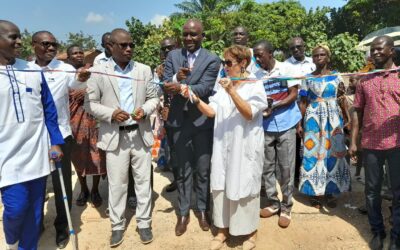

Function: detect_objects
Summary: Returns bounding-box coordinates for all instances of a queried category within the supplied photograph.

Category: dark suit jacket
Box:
[163,48,220,129]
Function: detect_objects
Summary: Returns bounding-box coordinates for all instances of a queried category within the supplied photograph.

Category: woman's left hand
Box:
[219,77,233,93]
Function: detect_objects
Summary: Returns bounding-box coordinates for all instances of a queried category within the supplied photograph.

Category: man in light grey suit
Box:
[84,28,159,247]
[163,19,220,236]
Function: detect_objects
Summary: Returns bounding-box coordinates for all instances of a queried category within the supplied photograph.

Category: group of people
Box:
[1,17,400,250]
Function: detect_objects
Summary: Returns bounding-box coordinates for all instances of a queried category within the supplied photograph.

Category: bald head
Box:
[0,20,19,34]
[183,19,203,33]
[32,31,54,42]
[372,35,394,48]
[0,20,21,65]
[110,28,130,43]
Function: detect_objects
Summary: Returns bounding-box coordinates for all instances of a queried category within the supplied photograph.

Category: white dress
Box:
[209,78,268,201]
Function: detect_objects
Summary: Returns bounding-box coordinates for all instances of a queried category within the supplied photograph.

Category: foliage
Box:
[126,17,175,69]
[328,32,365,72]
[64,31,98,50]
[330,0,400,38]
[19,29,34,60]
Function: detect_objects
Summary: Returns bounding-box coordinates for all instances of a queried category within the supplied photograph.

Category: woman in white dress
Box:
[191,45,268,250]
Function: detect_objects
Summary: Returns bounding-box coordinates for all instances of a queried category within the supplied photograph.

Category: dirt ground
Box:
[0,165,394,250]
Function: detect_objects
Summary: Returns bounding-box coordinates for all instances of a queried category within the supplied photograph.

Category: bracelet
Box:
[193,98,200,105]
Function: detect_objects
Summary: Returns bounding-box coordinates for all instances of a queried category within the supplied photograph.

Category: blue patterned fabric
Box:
[299,75,350,196]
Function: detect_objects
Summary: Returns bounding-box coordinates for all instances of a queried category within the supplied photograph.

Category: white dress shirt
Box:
[93,52,110,66]
[284,56,315,77]
[30,59,76,139]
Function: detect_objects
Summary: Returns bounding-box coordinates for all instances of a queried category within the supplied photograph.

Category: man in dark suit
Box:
[163,19,220,236]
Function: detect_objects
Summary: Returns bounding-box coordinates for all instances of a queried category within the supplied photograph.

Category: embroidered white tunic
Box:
[0,59,64,188]
[209,78,268,200]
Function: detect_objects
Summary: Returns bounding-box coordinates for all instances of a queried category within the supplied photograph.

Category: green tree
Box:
[19,29,34,60]
[328,32,365,72]
[65,31,98,50]
[172,0,240,16]
[330,0,400,38]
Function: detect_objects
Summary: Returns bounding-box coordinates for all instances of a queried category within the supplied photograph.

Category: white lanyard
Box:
[6,65,25,123]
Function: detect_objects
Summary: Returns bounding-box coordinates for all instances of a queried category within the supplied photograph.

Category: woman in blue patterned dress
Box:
[298,45,350,208]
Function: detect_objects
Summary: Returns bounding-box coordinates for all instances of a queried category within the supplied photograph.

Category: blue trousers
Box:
[1,176,47,250]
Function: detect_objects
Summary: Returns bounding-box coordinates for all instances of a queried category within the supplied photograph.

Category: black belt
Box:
[119,124,139,131]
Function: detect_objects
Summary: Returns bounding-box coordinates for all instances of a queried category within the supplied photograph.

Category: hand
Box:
[164,82,181,95]
[132,107,145,121]
[161,106,169,121]
[180,84,189,98]
[156,64,165,79]
[219,78,233,93]
[177,67,190,82]
[348,143,358,162]
[49,145,63,162]
[263,107,273,118]
[70,88,86,102]
[296,124,304,138]
[76,64,91,82]
[112,108,130,123]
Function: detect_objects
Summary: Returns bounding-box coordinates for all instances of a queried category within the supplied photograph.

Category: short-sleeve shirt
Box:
[353,64,400,150]
[255,60,302,132]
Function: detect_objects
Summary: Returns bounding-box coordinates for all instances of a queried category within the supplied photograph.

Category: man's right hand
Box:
[348,143,358,162]
[112,108,130,123]
[177,67,190,82]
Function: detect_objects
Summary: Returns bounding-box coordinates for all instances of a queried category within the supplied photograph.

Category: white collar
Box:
[288,56,313,64]
[110,58,133,72]
[186,48,201,57]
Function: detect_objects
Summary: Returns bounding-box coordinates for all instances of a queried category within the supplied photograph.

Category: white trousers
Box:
[106,129,152,231]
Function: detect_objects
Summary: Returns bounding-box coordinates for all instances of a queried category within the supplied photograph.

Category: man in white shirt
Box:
[30,30,78,249]
[93,32,111,66]
[0,20,64,250]
[284,37,315,188]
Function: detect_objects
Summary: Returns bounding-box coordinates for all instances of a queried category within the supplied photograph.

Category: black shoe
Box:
[165,181,177,192]
[56,230,69,249]
[389,237,400,250]
[138,228,153,244]
[110,230,124,247]
[369,232,386,250]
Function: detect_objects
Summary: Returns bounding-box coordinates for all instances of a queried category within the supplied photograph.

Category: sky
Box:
[0,0,346,46]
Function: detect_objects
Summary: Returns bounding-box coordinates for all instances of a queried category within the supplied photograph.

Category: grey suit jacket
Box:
[84,60,160,151]
[163,48,220,129]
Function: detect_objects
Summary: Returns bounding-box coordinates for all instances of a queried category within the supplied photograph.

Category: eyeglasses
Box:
[222,60,237,67]
[114,42,135,49]
[35,41,58,48]
[161,45,175,51]
[289,45,304,51]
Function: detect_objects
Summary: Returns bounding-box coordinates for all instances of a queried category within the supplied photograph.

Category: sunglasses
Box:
[114,42,135,49]
[222,60,237,67]
[35,41,58,48]
[160,45,175,51]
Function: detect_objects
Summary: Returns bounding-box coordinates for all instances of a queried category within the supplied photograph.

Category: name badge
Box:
[26,87,33,93]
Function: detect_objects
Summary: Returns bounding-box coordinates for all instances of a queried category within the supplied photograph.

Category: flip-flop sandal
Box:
[310,197,322,209]
[76,191,89,206]
[243,238,256,250]
[91,192,103,208]
[326,196,337,208]
[210,237,226,250]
